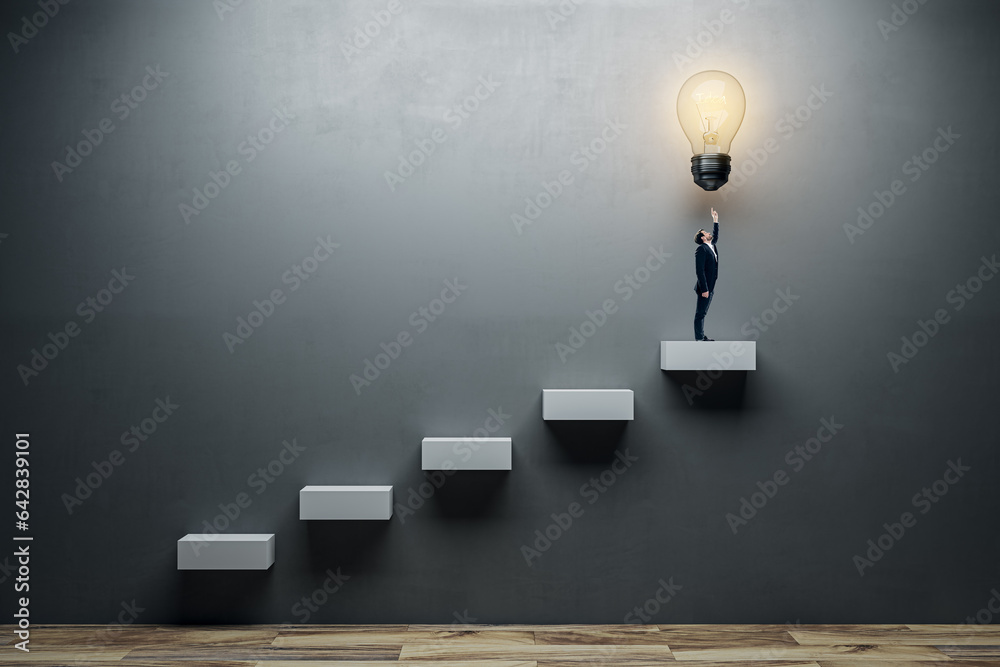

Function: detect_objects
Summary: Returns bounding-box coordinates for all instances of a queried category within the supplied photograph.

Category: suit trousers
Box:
[694,291,714,341]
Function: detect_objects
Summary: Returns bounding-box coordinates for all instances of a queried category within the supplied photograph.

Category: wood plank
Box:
[539,662,820,667]
[274,629,534,646]
[654,626,799,649]
[781,625,914,632]
[0,627,157,647]
[535,629,674,645]
[658,624,911,634]
[0,624,279,647]
[794,629,1000,645]
[124,645,401,660]
[400,643,675,662]
[820,661,1000,667]
[0,648,132,662]
[137,626,280,646]
[906,624,1000,635]
[408,624,661,632]
[670,645,953,661]
[256,662,536,667]
[658,624,810,630]
[269,624,410,633]
[933,645,1000,658]
[6,662,255,667]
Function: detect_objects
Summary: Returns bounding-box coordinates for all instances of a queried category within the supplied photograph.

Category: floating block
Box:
[422,437,512,470]
[660,341,757,371]
[542,389,634,420]
[299,486,393,520]
[177,534,274,570]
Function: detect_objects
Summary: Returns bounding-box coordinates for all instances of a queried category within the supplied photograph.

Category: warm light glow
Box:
[677,70,746,155]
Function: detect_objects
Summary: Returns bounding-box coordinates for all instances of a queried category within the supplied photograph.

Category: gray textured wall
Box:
[2,0,999,624]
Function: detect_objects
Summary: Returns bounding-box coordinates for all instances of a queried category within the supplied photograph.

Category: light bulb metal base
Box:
[691,153,732,191]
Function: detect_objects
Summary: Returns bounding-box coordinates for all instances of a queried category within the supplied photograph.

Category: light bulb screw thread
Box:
[691,153,732,191]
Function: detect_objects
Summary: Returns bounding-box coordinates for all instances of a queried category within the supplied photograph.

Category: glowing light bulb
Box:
[676,70,746,191]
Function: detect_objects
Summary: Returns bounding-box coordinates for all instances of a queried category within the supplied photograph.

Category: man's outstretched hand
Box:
[711,207,719,224]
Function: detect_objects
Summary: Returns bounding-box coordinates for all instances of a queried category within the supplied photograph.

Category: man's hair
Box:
[694,229,706,245]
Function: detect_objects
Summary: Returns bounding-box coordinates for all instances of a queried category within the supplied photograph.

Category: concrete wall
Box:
[2,0,999,623]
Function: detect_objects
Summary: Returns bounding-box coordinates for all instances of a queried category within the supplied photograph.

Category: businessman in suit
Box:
[693,207,720,341]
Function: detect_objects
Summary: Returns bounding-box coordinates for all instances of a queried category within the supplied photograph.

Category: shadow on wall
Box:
[661,370,750,410]
[407,444,512,519]
[304,518,392,572]
[544,420,629,464]
[177,569,273,624]
[430,470,511,518]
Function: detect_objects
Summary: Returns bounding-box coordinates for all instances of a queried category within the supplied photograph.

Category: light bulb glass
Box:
[677,70,746,155]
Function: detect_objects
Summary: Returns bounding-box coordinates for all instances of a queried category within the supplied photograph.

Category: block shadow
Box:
[408,446,511,519]
[662,369,749,410]
[544,420,629,464]
[303,518,392,573]
[429,470,511,518]
[176,569,273,623]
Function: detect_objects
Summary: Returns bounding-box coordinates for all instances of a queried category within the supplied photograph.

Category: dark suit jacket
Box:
[693,222,719,294]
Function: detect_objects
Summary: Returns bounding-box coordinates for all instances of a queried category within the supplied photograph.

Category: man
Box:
[693,207,720,341]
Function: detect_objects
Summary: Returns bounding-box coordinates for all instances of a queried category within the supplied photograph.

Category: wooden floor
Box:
[3,624,1000,665]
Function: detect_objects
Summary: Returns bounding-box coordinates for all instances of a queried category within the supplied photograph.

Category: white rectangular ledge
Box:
[421,437,512,470]
[300,486,393,520]
[177,533,275,570]
[542,389,634,420]
[660,340,757,371]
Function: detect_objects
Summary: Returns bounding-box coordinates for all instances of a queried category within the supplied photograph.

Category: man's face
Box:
[701,230,712,244]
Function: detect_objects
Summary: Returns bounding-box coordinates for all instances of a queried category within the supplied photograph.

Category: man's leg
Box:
[705,291,713,338]
[694,293,710,340]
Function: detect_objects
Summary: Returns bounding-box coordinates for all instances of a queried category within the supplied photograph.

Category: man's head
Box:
[695,229,713,245]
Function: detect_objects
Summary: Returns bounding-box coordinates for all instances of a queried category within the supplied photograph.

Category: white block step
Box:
[660,341,756,371]
[300,486,393,520]
[177,534,275,570]
[542,389,634,420]
[422,437,512,470]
